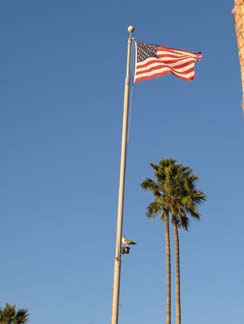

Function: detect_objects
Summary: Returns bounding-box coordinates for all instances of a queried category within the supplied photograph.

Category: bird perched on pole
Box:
[122,236,136,246]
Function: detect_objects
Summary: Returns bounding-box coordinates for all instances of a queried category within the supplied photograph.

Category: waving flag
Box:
[134,41,202,82]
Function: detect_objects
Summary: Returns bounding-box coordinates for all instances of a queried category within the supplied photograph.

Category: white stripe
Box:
[136,56,197,68]
[157,48,199,59]
[136,56,160,67]
[136,61,195,74]
[168,59,195,68]
[147,58,194,69]
[135,66,195,79]
[157,56,197,63]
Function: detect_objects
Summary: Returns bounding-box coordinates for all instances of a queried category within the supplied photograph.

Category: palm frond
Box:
[141,157,206,230]
[15,309,29,324]
[0,304,29,324]
[146,201,162,219]
[3,304,16,321]
[141,178,161,197]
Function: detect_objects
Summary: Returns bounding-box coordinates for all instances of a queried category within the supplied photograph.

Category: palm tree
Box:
[141,158,206,324]
[170,165,206,324]
[141,158,178,324]
[0,304,29,324]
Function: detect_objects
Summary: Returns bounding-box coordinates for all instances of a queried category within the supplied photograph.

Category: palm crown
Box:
[141,158,206,228]
[0,304,29,324]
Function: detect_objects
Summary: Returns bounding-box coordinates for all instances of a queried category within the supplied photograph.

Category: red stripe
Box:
[135,65,195,79]
[157,52,201,60]
[170,66,195,78]
[134,69,195,82]
[158,45,202,57]
[135,62,195,77]
[137,57,198,70]
[137,58,164,69]
[157,54,195,60]
[154,59,196,68]
[157,55,198,63]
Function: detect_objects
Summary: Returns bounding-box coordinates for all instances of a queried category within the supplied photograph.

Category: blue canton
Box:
[137,42,158,62]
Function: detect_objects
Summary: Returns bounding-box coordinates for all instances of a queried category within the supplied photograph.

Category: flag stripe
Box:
[135,70,195,82]
[158,47,201,59]
[134,41,202,83]
[137,59,196,71]
[135,65,195,81]
[136,61,195,79]
[136,65,195,79]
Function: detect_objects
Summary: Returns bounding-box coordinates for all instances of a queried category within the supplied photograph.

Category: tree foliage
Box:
[141,158,206,227]
[0,304,29,324]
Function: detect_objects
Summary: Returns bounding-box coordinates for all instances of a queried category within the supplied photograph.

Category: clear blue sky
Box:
[1,1,244,324]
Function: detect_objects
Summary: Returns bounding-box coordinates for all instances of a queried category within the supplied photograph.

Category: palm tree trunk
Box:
[164,213,171,324]
[173,222,181,324]
[233,0,244,109]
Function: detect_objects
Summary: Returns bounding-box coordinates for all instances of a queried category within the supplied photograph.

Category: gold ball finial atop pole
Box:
[128,25,135,33]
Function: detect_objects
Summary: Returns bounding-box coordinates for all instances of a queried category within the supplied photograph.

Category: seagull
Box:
[122,236,136,246]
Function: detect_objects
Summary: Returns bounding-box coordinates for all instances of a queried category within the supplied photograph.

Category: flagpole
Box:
[111,25,135,324]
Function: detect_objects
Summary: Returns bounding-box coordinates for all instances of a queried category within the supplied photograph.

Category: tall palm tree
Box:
[0,304,29,324]
[170,165,206,324]
[141,158,179,324]
[141,158,206,324]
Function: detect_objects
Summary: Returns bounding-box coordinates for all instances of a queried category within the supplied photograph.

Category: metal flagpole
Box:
[111,25,135,324]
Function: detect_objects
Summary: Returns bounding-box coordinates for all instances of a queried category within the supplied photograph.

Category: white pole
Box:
[111,25,135,324]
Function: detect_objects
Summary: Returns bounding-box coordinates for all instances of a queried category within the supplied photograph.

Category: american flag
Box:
[134,41,202,83]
